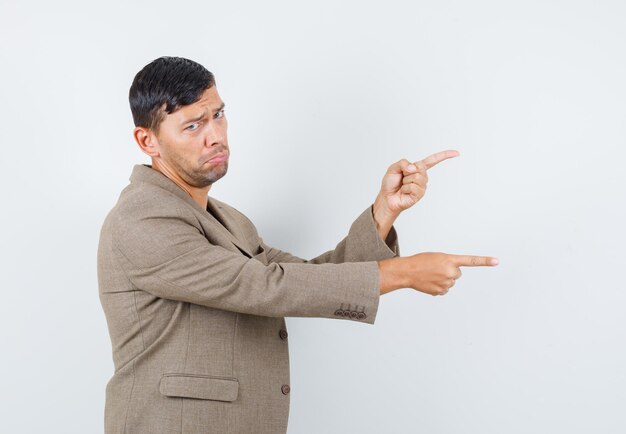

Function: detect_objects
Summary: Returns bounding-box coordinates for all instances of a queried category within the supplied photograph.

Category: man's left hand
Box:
[375,150,460,217]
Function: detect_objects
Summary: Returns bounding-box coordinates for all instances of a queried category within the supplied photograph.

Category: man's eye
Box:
[186,123,199,131]
[214,109,225,119]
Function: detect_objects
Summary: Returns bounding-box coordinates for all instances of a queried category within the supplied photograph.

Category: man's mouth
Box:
[206,152,228,164]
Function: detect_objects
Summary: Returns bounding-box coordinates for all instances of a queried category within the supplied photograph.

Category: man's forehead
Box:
[182,90,223,113]
[167,91,224,123]
[192,88,222,107]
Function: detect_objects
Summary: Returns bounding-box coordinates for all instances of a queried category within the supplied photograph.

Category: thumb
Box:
[387,158,417,176]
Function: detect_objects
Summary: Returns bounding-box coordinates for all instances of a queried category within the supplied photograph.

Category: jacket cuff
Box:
[326,260,381,325]
[346,204,400,260]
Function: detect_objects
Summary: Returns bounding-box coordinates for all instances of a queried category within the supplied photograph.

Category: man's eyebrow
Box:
[181,102,226,126]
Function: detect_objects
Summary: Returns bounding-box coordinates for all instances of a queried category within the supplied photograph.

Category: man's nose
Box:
[205,124,224,146]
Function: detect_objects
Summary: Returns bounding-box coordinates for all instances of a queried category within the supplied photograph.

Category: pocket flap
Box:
[159,374,239,402]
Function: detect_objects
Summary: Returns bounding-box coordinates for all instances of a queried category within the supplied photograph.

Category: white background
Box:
[1,0,625,433]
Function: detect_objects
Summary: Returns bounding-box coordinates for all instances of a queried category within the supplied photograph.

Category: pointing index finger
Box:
[417,149,460,170]
[449,254,499,267]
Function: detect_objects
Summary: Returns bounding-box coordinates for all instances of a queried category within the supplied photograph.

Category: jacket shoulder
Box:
[120,183,193,215]
[103,184,199,242]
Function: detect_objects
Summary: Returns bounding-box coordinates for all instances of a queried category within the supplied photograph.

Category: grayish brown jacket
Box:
[97,164,400,433]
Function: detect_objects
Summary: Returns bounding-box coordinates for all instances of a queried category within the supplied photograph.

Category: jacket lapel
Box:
[205,197,255,258]
[130,164,255,258]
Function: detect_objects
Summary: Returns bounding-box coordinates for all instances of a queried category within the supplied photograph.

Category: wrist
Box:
[373,195,398,223]
[372,196,398,243]
[377,257,406,295]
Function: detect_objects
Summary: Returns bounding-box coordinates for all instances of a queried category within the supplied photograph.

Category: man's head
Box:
[129,56,229,189]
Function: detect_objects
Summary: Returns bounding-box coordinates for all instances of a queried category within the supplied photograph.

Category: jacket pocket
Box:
[159,373,239,402]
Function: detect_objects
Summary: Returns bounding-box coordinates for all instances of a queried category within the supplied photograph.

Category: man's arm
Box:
[107,199,383,324]
[246,204,400,265]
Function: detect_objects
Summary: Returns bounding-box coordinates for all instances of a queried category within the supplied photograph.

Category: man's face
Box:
[152,85,229,188]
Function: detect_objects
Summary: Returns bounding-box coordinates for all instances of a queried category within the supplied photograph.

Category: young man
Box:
[97,56,498,434]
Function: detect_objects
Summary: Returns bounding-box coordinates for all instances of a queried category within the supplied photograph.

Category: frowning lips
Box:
[204,151,229,164]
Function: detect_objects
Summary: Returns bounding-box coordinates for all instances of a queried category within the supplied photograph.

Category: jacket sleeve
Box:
[254,204,400,265]
[111,200,388,324]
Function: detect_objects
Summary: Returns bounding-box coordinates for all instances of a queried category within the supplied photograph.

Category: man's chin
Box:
[191,168,227,188]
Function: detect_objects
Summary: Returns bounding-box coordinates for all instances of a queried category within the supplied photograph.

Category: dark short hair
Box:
[129,56,215,133]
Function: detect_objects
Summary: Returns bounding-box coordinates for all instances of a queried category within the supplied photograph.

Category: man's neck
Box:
[151,160,210,210]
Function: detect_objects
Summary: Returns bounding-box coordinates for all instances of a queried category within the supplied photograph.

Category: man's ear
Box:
[133,126,160,157]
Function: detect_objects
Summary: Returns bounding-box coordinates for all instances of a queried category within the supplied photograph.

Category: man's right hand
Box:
[377,252,499,296]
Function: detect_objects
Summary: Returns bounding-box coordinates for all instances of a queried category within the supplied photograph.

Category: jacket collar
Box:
[129,164,254,257]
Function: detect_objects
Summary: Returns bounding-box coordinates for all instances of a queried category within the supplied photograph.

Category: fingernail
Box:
[408,164,416,171]
[491,258,499,265]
